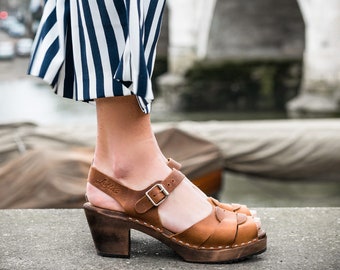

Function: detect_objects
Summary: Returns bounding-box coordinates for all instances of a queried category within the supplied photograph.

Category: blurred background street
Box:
[0,31,30,80]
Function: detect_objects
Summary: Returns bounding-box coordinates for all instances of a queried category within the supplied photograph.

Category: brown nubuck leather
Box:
[83,166,267,263]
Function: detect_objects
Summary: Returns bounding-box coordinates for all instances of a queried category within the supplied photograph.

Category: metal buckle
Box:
[146,184,169,207]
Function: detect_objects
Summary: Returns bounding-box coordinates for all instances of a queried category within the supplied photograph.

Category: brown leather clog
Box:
[84,166,266,263]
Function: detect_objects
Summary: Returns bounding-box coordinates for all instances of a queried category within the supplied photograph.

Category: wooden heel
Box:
[84,205,131,257]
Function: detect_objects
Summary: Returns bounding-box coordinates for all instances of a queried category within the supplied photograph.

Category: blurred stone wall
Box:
[206,0,304,60]
[157,0,305,112]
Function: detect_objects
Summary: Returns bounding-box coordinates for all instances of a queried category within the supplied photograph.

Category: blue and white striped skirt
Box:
[28,0,166,113]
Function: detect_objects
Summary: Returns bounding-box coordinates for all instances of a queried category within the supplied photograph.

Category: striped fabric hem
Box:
[28,0,166,114]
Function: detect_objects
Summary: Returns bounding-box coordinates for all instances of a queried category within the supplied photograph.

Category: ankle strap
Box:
[167,158,182,170]
[88,167,185,214]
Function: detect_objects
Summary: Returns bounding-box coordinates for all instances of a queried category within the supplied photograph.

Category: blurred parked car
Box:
[0,16,18,31]
[16,38,33,57]
[0,15,26,37]
[8,22,26,38]
[0,41,15,60]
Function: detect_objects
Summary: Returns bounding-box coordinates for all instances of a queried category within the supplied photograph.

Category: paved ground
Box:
[0,208,339,270]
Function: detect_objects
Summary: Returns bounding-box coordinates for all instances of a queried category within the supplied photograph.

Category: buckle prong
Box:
[146,184,169,206]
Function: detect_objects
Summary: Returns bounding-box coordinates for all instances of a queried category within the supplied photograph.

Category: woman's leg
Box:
[86,95,212,233]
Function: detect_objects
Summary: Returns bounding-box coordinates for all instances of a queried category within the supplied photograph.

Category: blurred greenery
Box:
[182,60,302,112]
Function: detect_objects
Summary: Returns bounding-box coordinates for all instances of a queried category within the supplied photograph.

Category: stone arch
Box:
[205,0,305,60]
